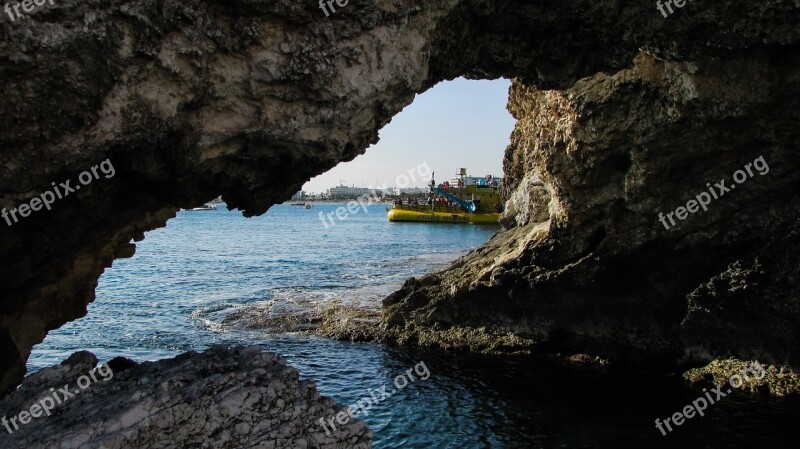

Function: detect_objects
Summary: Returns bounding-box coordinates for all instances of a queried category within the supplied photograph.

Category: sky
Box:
[302,78,516,193]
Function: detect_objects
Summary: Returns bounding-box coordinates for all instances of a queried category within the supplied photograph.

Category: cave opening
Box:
[1,3,798,447]
[27,77,515,372]
[17,77,525,447]
[2,1,799,446]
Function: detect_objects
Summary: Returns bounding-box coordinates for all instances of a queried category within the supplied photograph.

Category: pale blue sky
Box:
[303,78,515,193]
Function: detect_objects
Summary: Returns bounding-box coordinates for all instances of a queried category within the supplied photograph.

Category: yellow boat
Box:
[387,208,500,224]
[387,170,502,224]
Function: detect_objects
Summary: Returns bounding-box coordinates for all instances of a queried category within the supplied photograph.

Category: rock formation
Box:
[0,0,798,404]
[0,346,370,448]
[384,50,800,373]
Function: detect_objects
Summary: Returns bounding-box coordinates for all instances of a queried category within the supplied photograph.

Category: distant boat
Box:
[290,202,305,206]
[305,203,313,209]
[182,203,217,211]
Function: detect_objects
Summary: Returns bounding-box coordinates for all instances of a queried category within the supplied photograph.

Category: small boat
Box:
[290,202,305,206]
[183,203,217,211]
[305,203,313,209]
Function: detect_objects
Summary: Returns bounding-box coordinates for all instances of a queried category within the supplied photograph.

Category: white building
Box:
[391,187,428,195]
[326,185,385,199]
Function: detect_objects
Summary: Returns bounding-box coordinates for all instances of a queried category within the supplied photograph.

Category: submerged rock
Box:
[0,346,370,448]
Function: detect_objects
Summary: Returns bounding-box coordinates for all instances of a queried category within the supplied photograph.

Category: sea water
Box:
[28,204,799,448]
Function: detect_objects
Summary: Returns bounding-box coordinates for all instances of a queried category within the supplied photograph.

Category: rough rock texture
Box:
[684,358,800,397]
[1,0,799,394]
[384,48,800,371]
[0,346,370,448]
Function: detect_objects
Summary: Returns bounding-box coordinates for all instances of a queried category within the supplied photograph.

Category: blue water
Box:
[28,204,800,448]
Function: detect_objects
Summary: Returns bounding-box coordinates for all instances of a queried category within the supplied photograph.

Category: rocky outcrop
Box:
[0,346,370,448]
[384,49,800,370]
[1,0,799,394]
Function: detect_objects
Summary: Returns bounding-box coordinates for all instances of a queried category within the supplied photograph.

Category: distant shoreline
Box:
[284,199,394,204]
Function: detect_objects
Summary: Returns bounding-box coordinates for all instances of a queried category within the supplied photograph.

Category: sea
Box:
[28,204,800,448]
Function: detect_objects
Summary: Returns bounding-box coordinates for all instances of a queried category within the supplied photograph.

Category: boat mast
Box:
[428,172,436,212]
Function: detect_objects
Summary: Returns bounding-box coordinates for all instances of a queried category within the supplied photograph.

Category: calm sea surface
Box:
[29,204,799,448]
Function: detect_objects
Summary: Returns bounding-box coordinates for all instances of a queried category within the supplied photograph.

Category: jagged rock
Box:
[384,49,800,372]
[0,346,370,448]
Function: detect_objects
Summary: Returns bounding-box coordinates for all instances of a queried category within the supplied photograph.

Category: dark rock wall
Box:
[1,0,799,392]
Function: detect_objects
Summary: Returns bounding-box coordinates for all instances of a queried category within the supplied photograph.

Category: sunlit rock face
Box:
[1,0,798,396]
[385,50,800,369]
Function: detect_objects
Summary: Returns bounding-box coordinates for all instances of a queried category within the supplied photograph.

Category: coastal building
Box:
[326,185,386,199]
[391,187,428,196]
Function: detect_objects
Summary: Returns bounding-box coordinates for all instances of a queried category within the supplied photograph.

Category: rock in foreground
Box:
[0,346,370,449]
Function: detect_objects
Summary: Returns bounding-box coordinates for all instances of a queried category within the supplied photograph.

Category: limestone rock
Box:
[384,50,800,371]
[0,346,370,448]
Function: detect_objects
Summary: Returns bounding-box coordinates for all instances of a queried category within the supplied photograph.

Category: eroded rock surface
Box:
[0,346,370,448]
[384,49,800,371]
